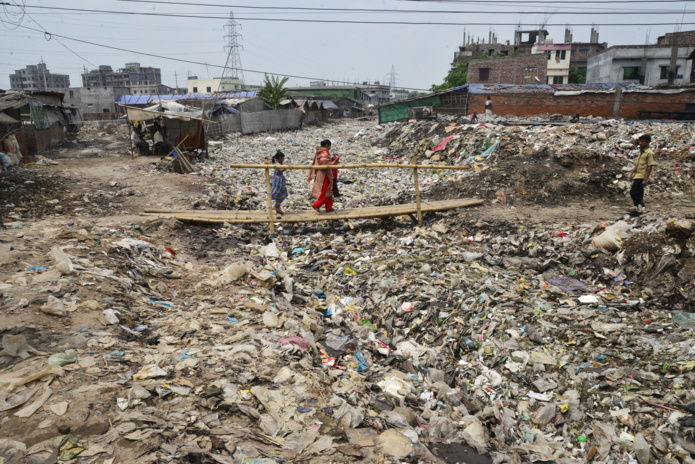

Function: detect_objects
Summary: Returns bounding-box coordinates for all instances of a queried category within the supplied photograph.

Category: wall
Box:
[657,31,695,46]
[15,121,66,161]
[588,46,694,86]
[205,113,241,138]
[240,110,303,135]
[467,54,547,85]
[63,87,129,116]
[467,90,694,119]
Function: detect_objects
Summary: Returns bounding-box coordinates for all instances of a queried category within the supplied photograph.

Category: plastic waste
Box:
[0,335,40,360]
[262,311,279,328]
[673,311,695,329]
[592,229,622,251]
[41,296,67,317]
[102,309,120,325]
[534,404,556,426]
[51,245,75,275]
[48,349,79,366]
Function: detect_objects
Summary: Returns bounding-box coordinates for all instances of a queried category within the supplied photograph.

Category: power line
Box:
[20,5,695,25]
[108,0,693,13]
[9,3,98,67]
[11,23,432,91]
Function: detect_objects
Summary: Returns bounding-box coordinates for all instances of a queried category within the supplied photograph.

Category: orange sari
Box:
[308,147,334,199]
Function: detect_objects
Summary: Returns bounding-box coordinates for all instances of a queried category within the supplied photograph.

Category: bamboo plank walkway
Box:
[141,198,483,224]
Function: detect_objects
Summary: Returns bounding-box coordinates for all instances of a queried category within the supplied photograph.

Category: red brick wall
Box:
[468,55,547,85]
[15,122,66,162]
[467,91,693,119]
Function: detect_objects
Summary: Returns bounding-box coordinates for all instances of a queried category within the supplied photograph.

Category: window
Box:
[660,65,680,79]
[580,49,589,57]
[623,66,640,80]
[553,76,564,84]
[547,51,552,61]
[560,50,566,60]
[103,108,110,113]
[571,50,576,57]
[192,87,198,92]
[206,86,212,92]
[523,67,538,84]
[478,68,490,81]
[69,90,74,98]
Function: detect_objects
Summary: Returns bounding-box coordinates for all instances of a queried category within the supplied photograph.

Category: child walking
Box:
[270,151,288,214]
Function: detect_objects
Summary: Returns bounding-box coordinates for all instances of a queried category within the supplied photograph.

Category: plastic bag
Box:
[592,229,622,251]
[41,296,67,317]
[0,154,11,169]
[51,245,75,275]
[0,334,40,359]
[48,349,78,366]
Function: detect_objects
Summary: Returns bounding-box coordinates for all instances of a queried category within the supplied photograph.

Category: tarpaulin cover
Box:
[379,95,441,123]
[29,101,50,130]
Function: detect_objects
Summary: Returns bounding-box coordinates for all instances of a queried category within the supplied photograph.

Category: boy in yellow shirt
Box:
[629,134,655,213]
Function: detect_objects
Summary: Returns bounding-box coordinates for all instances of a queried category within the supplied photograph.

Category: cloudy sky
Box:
[0,0,692,91]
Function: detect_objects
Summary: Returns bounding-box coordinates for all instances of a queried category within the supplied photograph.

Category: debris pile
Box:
[3,119,695,463]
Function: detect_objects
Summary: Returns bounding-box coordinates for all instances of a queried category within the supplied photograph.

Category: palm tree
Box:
[259,74,290,110]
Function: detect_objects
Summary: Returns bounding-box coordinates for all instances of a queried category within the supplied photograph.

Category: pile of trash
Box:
[363,118,695,206]
[4,118,695,463]
[2,198,695,463]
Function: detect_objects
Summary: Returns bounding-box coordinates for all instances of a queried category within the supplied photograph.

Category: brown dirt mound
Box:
[422,146,625,206]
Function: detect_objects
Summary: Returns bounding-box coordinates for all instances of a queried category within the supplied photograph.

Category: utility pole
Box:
[220,11,245,91]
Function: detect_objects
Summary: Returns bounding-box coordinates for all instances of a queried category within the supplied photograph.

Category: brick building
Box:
[379,83,695,122]
[453,28,606,77]
[9,62,70,91]
[467,54,547,85]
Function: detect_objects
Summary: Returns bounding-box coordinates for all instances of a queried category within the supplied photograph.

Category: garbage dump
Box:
[1,116,695,463]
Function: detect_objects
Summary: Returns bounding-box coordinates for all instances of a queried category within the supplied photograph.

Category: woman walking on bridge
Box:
[308,139,336,213]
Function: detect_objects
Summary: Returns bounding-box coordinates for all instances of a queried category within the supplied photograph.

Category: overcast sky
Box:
[0,0,692,91]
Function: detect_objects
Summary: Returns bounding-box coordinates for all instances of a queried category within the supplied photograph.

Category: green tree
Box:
[430,56,486,91]
[259,74,290,110]
[568,66,586,84]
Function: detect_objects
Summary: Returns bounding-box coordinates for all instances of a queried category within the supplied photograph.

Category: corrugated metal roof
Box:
[0,93,28,112]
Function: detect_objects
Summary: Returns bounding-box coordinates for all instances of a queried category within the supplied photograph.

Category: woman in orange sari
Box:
[308,139,335,212]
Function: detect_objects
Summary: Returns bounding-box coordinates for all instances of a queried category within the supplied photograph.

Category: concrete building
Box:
[186,77,244,94]
[9,62,70,91]
[63,86,130,116]
[390,90,410,101]
[467,54,547,84]
[587,45,695,86]
[534,44,572,84]
[81,63,162,95]
[453,28,606,77]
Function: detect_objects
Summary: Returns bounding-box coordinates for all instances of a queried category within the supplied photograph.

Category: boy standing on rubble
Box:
[629,134,655,213]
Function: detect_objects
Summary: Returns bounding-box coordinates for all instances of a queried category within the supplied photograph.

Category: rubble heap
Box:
[2,119,695,463]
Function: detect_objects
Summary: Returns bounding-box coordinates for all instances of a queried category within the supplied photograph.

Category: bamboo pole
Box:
[264,161,275,233]
[153,135,189,170]
[413,157,422,226]
[228,163,470,170]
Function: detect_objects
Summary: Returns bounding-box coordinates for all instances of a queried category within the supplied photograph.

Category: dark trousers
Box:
[630,178,645,207]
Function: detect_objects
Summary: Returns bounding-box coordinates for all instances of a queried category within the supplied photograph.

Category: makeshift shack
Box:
[121,102,208,150]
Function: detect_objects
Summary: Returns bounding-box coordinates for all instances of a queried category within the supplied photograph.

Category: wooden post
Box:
[126,115,135,160]
[264,161,275,234]
[413,158,422,226]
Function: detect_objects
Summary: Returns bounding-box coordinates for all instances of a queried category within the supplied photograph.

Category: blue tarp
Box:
[116,91,258,106]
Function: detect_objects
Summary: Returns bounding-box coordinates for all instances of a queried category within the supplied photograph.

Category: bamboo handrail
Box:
[229,163,470,170]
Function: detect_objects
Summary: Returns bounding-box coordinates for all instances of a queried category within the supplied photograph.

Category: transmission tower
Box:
[388,65,399,88]
[221,11,244,85]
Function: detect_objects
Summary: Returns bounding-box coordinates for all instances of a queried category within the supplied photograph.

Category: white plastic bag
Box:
[51,245,75,275]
